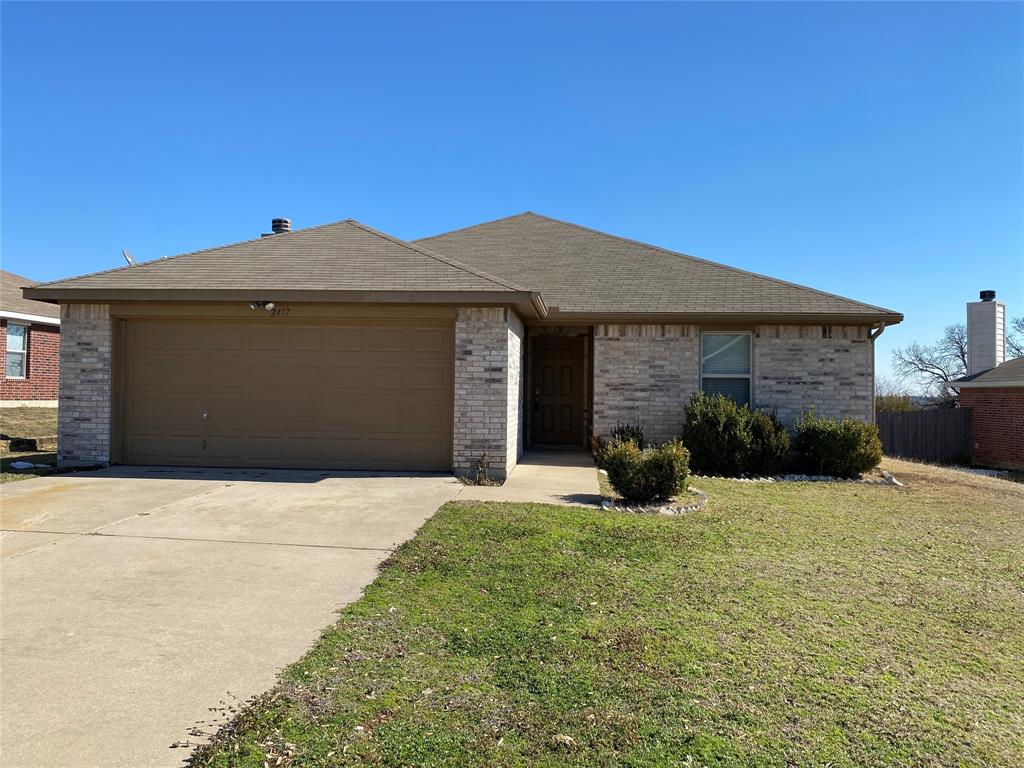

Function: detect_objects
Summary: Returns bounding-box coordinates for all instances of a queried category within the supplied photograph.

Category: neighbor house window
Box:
[700,332,751,406]
[6,323,28,378]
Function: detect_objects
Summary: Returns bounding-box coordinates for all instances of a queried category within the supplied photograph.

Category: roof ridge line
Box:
[521,212,901,317]
[347,219,529,292]
[30,218,359,289]
[412,211,537,244]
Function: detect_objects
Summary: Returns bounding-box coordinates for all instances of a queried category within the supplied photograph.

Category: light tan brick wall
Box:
[593,324,699,444]
[57,304,112,466]
[753,325,874,426]
[593,323,875,443]
[453,307,523,479]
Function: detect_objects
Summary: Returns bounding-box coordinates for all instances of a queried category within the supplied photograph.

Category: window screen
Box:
[701,333,751,406]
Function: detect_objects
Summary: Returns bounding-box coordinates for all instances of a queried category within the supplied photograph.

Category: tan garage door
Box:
[118,319,453,470]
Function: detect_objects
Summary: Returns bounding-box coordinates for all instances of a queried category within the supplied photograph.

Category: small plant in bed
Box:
[603,439,690,503]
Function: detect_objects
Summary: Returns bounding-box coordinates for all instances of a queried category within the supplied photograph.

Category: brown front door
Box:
[531,335,584,446]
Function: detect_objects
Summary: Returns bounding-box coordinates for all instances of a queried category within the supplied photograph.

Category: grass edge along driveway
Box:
[190,459,1023,768]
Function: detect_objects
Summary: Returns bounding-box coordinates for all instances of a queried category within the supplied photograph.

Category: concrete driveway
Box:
[0,466,460,768]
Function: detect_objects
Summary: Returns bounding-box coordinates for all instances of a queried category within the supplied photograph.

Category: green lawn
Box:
[191,459,1023,767]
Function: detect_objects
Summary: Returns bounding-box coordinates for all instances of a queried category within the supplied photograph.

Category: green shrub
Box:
[745,409,791,476]
[793,411,883,478]
[680,392,752,476]
[604,439,690,503]
[610,422,645,450]
[680,393,792,476]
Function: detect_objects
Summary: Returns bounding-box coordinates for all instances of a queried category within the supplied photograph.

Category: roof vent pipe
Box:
[979,289,996,302]
[271,218,292,234]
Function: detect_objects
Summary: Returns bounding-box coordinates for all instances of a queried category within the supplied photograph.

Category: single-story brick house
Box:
[2,269,61,406]
[954,358,1024,471]
[24,213,902,477]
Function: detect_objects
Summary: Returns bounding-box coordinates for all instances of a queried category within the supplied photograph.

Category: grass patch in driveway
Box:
[190,459,1024,767]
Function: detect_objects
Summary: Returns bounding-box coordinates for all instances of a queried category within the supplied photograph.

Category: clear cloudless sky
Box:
[2,1,1022,384]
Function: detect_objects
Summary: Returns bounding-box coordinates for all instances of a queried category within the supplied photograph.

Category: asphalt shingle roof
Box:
[29,220,523,294]
[953,356,1024,387]
[417,212,901,319]
[1,270,61,319]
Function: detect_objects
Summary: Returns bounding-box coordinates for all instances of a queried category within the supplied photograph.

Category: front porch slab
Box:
[455,450,600,506]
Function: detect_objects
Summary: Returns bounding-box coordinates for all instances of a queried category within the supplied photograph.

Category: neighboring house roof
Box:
[417,212,902,322]
[23,220,545,314]
[952,356,1024,388]
[1,270,61,324]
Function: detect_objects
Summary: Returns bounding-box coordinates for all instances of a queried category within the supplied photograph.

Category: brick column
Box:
[453,307,523,479]
[57,304,112,467]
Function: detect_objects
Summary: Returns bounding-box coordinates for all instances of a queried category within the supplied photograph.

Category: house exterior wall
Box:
[56,304,112,467]
[753,325,874,426]
[959,386,1024,471]
[593,324,700,444]
[453,307,523,479]
[593,323,875,443]
[1,318,60,403]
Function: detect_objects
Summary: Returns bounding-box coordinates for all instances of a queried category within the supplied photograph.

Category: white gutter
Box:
[0,310,60,326]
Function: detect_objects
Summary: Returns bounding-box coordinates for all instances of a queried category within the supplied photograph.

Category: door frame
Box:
[528,332,588,448]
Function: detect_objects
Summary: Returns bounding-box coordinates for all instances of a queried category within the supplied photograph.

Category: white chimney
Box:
[967,290,1005,375]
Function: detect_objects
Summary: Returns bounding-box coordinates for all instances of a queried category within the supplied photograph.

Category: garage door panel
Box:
[121,319,453,470]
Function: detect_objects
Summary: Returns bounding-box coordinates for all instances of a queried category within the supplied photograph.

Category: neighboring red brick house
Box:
[1,270,61,405]
[955,357,1024,471]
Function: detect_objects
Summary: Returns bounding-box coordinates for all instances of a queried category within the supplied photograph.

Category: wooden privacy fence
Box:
[876,408,972,463]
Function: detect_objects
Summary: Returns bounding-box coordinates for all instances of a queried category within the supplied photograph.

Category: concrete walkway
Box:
[1,467,461,768]
[456,450,601,505]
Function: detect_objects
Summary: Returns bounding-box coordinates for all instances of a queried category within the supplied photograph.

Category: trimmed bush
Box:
[745,409,791,476]
[610,422,645,450]
[604,439,690,503]
[591,434,610,468]
[680,392,752,476]
[794,411,883,478]
[681,392,791,476]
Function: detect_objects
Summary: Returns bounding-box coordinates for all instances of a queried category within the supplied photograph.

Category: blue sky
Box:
[2,1,1021,383]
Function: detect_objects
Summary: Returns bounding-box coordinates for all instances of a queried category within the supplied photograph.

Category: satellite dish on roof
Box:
[122,249,136,267]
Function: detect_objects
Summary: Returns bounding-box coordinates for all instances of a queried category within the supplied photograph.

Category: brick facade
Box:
[56,304,112,467]
[593,323,875,442]
[453,307,523,479]
[1,318,60,403]
[753,325,874,426]
[593,324,699,444]
[959,387,1024,471]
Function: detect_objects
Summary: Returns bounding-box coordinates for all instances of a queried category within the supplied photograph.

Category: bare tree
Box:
[893,317,1023,396]
[1007,316,1024,359]
[891,324,967,397]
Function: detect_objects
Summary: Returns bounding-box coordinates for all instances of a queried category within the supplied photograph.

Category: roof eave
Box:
[534,310,903,325]
[21,287,539,307]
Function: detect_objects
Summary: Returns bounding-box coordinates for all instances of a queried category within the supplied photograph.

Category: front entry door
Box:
[531,335,584,446]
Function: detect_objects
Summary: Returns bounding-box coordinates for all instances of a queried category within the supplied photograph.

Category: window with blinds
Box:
[700,332,751,406]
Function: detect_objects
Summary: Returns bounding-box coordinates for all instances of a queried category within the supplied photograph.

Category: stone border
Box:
[601,487,708,516]
[692,470,903,487]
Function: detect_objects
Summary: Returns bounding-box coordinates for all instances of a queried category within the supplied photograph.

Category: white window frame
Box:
[699,331,752,405]
[5,322,28,380]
